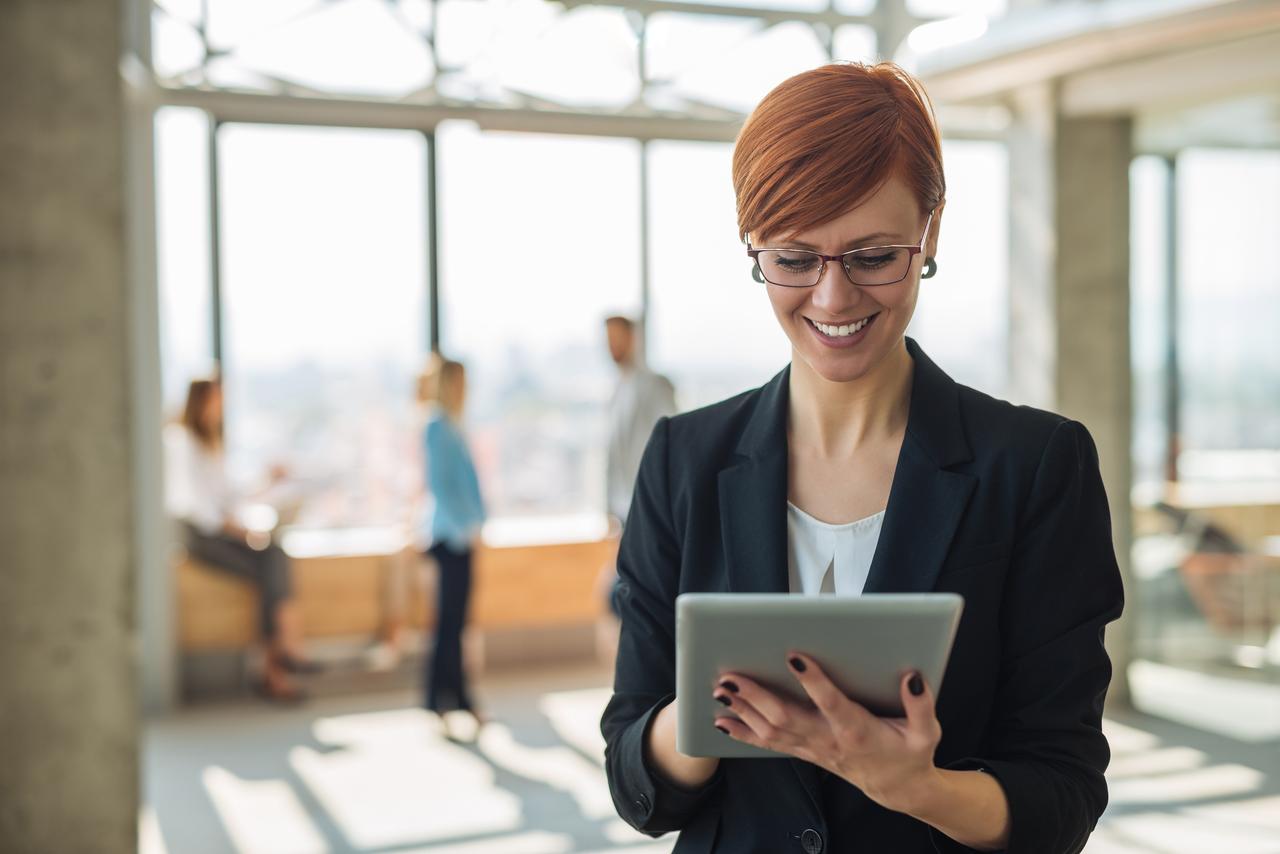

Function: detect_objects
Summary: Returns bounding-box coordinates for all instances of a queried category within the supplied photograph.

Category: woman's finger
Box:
[899,670,940,741]
[712,715,768,751]
[715,672,798,731]
[712,686,792,748]
[787,652,877,737]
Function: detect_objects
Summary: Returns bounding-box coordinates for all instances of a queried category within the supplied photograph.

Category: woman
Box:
[601,63,1124,854]
[418,355,487,734]
[165,377,315,702]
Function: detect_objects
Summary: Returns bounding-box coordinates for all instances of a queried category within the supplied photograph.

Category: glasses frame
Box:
[746,209,936,288]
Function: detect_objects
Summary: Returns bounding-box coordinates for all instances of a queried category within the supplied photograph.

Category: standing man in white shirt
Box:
[601,316,677,614]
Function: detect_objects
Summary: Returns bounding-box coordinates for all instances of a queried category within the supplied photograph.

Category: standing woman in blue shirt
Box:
[419,355,487,732]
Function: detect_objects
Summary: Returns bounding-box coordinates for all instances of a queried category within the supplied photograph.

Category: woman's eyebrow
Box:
[775,232,900,250]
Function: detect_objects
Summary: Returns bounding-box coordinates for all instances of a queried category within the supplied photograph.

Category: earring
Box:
[751,266,766,284]
[921,256,938,279]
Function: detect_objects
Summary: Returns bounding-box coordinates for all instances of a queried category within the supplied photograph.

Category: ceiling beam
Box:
[917,0,1280,106]
[1060,29,1280,116]
[147,81,745,142]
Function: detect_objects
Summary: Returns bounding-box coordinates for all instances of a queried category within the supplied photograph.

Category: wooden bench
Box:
[176,537,616,664]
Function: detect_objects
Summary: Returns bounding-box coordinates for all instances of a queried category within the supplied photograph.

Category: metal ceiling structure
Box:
[136,0,945,139]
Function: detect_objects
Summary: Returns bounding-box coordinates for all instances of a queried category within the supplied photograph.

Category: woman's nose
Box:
[809,261,861,315]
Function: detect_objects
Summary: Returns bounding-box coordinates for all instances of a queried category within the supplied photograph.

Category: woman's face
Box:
[755,176,940,384]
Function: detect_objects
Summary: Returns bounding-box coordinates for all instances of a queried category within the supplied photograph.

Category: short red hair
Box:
[732,62,945,243]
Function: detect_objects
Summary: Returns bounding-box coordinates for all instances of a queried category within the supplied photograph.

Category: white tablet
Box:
[675,592,963,759]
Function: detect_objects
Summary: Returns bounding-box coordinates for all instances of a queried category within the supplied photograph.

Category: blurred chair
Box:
[1154,501,1280,661]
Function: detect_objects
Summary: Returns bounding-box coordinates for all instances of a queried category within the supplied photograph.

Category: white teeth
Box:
[813,316,873,337]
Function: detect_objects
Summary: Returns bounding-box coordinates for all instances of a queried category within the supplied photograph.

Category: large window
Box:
[437,123,642,521]
[1130,155,1173,491]
[156,107,216,411]
[217,124,428,529]
[151,0,1013,534]
[907,140,1009,398]
[1131,148,1280,488]
[1176,148,1280,476]
[647,140,792,409]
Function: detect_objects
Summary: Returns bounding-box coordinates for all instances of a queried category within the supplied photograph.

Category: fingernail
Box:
[789,656,806,673]
[714,724,729,735]
[719,680,739,694]
[715,693,732,706]
[909,673,924,696]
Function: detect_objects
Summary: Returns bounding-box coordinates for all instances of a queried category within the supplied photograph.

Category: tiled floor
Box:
[142,663,1280,854]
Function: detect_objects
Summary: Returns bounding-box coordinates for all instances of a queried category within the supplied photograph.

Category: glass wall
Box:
[907,139,1009,398]
[1176,149,1280,476]
[151,0,1013,535]
[217,123,428,529]
[1130,148,1280,676]
[647,140,792,409]
[155,107,214,410]
[437,124,642,523]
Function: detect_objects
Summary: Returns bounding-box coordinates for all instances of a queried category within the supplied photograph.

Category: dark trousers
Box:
[425,542,474,713]
[184,523,292,640]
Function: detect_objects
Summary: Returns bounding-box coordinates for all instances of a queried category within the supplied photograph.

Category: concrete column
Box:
[0,1,139,850]
[1055,114,1135,707]
[1006,85,1135,707]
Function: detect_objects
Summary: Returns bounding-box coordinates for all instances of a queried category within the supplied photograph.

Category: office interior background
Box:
[2,0,1278,852]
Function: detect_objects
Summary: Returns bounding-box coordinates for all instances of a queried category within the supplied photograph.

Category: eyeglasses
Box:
[746,210,935,288]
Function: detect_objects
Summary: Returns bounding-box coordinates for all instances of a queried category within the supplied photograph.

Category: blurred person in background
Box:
[598,315,677,616]
[418,355,487,737]
[165,376,317,703]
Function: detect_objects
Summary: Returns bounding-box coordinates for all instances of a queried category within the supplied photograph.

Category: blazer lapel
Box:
[864,339,976,594]
[720,367,790,595]
[862,440,975,594]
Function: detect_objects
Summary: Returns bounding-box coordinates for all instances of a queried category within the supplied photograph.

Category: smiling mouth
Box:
[806,314,878,338]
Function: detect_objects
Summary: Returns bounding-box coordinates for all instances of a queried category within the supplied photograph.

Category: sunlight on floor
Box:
[203,766,329,854]
[143,674,1276,854]
[292,708,522,848]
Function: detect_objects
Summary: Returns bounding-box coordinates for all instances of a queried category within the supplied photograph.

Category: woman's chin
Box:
[795,349,876,384]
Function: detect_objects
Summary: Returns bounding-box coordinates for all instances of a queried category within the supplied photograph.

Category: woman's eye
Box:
[773,254,818,271]
[849,251,898,269]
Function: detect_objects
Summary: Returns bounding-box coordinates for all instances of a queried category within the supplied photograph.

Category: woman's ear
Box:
[926,202,945,258]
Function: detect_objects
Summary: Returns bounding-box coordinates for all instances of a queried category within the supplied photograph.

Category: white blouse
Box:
[787,502,885,596]
[163,423,233,536]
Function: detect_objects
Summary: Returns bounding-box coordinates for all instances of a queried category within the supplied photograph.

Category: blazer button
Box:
[636,793,652,813]
[800,828,823,854]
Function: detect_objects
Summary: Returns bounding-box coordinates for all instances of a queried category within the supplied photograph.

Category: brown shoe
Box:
[252,676,309,705]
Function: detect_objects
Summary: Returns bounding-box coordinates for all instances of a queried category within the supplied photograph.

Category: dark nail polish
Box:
[789,656,806,673]
[909,673,924,696]
[720,680,739,694]
[715,694,732,706]
[715,724,729,735]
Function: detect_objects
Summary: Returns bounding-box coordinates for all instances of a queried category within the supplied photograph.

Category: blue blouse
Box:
[423,411,487,552]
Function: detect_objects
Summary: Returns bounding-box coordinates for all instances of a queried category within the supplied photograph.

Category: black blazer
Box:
[601,339,1124,854]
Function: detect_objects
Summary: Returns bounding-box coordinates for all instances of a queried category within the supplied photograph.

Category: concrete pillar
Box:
[0,1,140,850]
[1006,88,1135,707]
[1056,114,1135,707]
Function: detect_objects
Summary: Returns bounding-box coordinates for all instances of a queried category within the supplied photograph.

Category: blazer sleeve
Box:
[935,420,1125,854]
[600,416,724,835]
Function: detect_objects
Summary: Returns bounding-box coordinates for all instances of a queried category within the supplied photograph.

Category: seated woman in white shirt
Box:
[165,377,316,702]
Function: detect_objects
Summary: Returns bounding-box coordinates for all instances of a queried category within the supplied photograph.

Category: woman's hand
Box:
[712,653,942,815]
